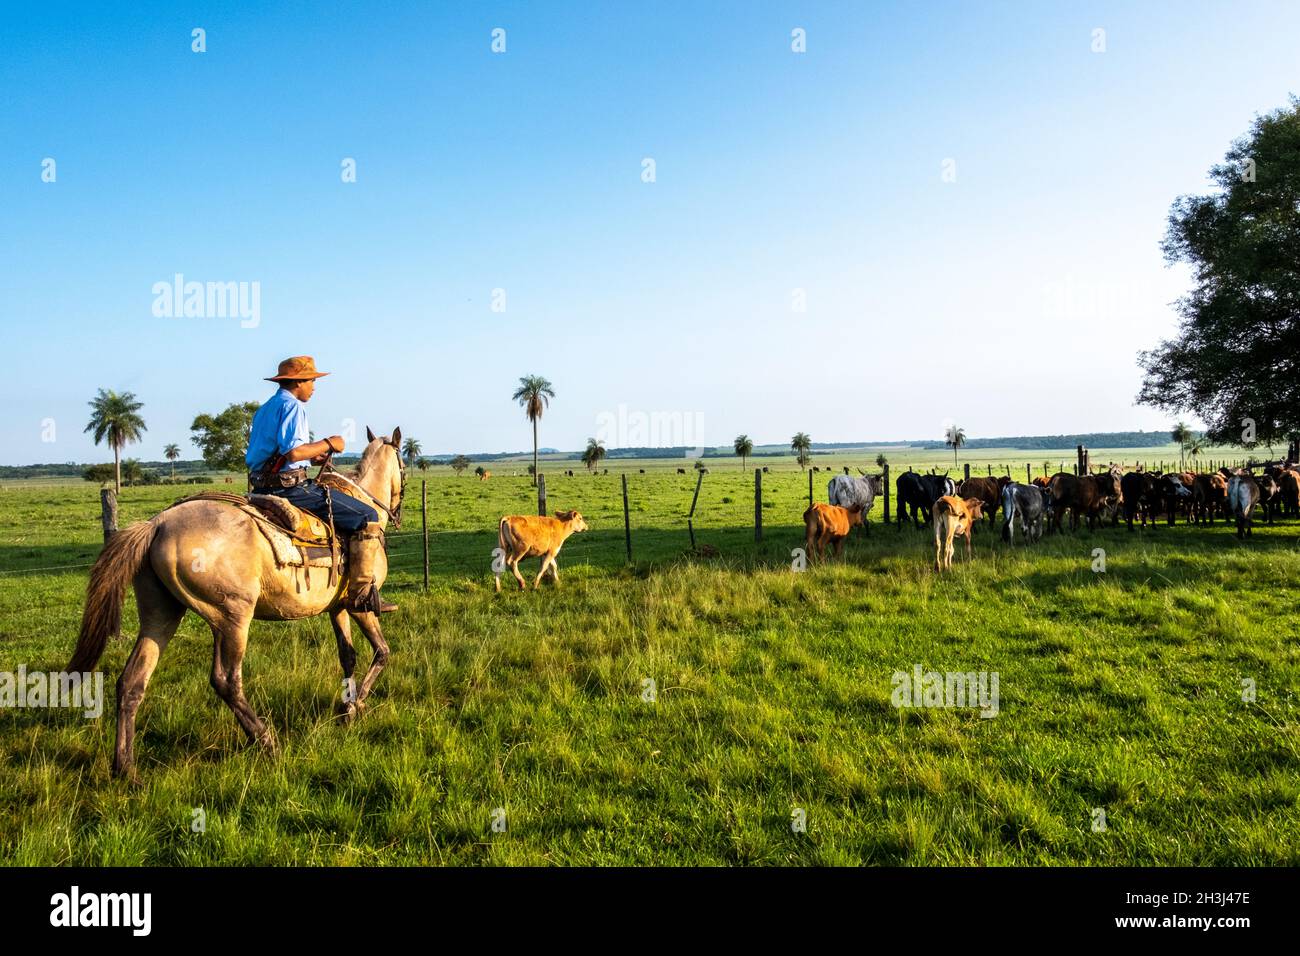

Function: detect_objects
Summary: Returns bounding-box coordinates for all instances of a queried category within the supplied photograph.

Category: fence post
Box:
[421,480,429,591]
[621,473,632,562]
[964,463,971,482]
[688,469,704,549]
[100,488,118,543]
[754,468,763,542]
[1026,463,1031,484]
[882,463,890,524]
[986,464,992,476]
[537,472,547,517]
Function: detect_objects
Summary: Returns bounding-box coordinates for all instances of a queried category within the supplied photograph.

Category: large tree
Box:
[582,437,606,471]
[190,401,261,473]
[84,388,146,493]
[163,442,181,480]
[791,432,812,469]
[512,375,555,487]
[1138,98,1300,447]
[734,434,753,471]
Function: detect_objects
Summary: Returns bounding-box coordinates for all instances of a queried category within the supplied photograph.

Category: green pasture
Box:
[0,460,1297,865]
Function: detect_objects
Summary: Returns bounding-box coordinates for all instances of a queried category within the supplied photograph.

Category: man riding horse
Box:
[246,355,397,613]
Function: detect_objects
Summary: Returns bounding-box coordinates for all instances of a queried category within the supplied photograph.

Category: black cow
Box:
[896,471,955,529]
[1120,470,1161,531]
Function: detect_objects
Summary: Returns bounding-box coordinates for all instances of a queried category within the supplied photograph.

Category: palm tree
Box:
[84,388,146,493]
[1172,422,1194,469]
[121,458,144,487]
[944,425,966,467]
[164,443,180,480]
[791,432,812,469]
[875,452,888,469]
[416,457,429,472]
[401,437,422,466]
[512,375,555,487]
[450,455,471,476]
[734,435,753,471]
[583,438,607,471]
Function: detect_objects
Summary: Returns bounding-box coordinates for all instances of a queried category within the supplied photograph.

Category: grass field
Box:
[1,454,1297,865]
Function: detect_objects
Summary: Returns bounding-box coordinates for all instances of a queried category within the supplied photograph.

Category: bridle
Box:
[316,437,407,529]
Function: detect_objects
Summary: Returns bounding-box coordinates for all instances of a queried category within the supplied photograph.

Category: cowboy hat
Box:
[265,355,330,382]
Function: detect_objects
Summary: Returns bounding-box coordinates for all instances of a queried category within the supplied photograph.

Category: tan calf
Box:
[933,495,984,571]
[803,502,864,562]
[496,510,589,591]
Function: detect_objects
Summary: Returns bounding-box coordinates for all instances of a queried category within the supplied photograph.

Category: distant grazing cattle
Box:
[1000,482,1048,544]
[1120,470,1162,531]
[1192,472,1228,524]
[1227,476,1261,538]
[565,470,574,477]
[478,470,491,481]
[803,502,863,561]
[933,496,983,571]
[639,469,645,474]
[677,468,686,474]
[958,475,1010,527]
[495,510,589,591]
[762,466,769,473]
[827,472,884,528]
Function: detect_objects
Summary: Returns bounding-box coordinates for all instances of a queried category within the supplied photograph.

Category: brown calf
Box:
[933,495,984,570]
[957,475,1010,526]
[495,510,589,591]
[802,502,863,562]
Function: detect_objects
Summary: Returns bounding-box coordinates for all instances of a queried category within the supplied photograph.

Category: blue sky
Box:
[2,1,1297,464]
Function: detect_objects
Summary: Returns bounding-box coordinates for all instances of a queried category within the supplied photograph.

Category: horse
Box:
[66,428,406,780]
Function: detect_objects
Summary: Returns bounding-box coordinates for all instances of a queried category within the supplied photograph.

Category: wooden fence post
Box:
[687,469,704,549]
[963,463,970,482]
[421,480,429,591]
[754,468,763,542]
[100,488,118,542]
[621,473,632,562]
[537,473,547,517]
[882,463,890,524]
[1026,463,1031,484]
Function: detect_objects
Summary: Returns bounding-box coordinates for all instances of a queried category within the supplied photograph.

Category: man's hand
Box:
[326,435,345,453]
[287,436,345,466]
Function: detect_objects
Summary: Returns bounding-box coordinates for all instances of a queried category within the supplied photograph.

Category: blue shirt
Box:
[246,388,311,472]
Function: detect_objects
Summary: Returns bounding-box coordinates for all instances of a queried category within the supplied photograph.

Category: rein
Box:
[318,442,406,528]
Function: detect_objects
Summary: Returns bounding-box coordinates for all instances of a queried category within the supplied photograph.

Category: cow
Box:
[1048,470,1120,532]
[495,510,589,591]
[1279,468,1300,517]
[897,471,956,528]
[1257,473,1282,524]
[1000,482,1047,544]
[1192,472,1228,524]
[1227,475,1260,538]
[762,466,769,473]
[827,472,884,532]
[1160,471,1194,524]
[1120,470,1162,531]
[478,469,492,481]
[933,496,983,571]
[639,469,646,474]
[958,475,1010,528]
[803,502,864,561]
[677,468,686,474]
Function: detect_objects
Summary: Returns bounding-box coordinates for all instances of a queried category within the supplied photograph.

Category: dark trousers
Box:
[265,480,378,534]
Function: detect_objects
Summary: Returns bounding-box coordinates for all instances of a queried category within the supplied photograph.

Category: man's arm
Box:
[284,435,345,464]
[277,401,343,465]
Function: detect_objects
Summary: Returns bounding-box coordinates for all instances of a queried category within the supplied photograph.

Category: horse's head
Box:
[363,425,407,526]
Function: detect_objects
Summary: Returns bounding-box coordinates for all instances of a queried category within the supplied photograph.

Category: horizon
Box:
[4,2,1299,465]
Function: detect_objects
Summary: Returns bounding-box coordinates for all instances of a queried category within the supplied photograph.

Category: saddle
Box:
[171,492,341,572]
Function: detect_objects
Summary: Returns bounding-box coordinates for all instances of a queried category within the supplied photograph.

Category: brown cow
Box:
[803,502,863,562]
[957,475,1010,527]
[495,510,589,591]
[1280,468,1300,517]
[1192,472,1227,524]
[1048,470,1121,532]
[478,469,492,481]
[933,495,984,570]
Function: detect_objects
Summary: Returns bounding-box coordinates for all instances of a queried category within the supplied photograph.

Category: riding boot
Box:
[345,522,390,613]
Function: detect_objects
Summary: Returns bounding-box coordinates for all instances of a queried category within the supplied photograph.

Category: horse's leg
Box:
[330,607,360,721]
[350,611,390,707]
[113,569,185,780]
[209,611,277,753]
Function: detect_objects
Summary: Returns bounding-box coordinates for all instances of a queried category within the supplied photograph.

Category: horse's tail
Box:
[68,520,158,673]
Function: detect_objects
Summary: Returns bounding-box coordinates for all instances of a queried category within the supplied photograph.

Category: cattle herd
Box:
[817,460,1300,573]
[497,460,1300,587]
